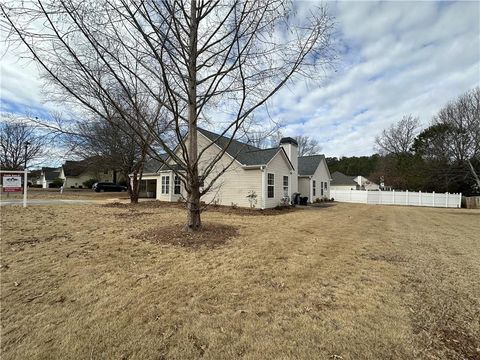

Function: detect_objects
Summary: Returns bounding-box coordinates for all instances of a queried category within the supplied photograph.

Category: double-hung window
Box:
[174,175,181,195]
[321,181,324,196]
[267,173,275,198]
[161,175,170,194]
[283,176,289,196]
[313,180,316,197]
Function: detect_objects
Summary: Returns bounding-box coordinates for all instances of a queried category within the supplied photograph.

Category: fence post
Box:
[419,191,422,207]
[445,192,448,208]
[379,190,382,205]
[432,191,435,207]
[458,193,462,208]
[393,190,395,205]
[406,190,409,206]
[350,189,352,202]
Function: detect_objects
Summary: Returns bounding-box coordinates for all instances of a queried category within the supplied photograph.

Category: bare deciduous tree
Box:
[433,87,480,189]
[0,115,46,170]
[2,0,335,230]
[375,115,420,155]
[294,135,321,156]
[73,116,153,203]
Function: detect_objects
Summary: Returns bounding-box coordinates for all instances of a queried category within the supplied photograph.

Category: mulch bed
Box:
[137,223,238,249]
[104,201,299,216]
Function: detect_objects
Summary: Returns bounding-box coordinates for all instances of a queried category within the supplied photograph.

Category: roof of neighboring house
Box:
[298,155,326,176]
[198,128,289,167]
[63,160,90,177]
[330,171,357,186]
[42,167,61,180]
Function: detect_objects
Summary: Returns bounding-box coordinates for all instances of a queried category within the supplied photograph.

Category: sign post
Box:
[23,170,28,207]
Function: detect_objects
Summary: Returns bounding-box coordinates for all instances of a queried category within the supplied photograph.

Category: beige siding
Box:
[196,134,262,208]
[263,151,292,208]
[146,131,294,209]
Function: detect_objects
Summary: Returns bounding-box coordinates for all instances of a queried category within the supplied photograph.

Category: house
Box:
[39,167,62,188]
[38,159,118,188]
[330,171,358,191]
[354,175,380,191]
[298,155,332,201]
[330,171,380,191]
[139,128,332,208]
[59,159,116,188]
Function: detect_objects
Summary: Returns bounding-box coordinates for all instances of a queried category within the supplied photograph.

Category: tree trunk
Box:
[186,185,202,231]
[185,0,201,231]
[130,171,140,204]
[467,159,480,190]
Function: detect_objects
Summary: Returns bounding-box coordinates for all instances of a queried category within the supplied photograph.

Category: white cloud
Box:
[1,1,479,158]
[273,0,480,156]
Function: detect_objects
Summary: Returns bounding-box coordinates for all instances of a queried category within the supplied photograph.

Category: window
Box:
[324,182,328,189]
[267,173,274,198]
[283,176,289,196]
[313,180,316,197]
[174,175,181,195]
[321,181,324,196]
[161,175,170,194]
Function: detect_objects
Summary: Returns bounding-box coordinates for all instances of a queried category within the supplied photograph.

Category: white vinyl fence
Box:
[330,189,462,208]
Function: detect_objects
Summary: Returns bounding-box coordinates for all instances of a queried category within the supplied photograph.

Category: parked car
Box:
[92,182,127,192]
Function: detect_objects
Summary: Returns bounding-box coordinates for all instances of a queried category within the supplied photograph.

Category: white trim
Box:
[261,166,266,209]
[267,172,275,199]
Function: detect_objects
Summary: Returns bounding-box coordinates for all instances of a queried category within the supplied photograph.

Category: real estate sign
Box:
[2,174,22,192]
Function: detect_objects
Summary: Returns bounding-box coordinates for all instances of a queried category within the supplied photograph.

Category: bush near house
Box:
[49,178,64,188]
[83,178,98,189]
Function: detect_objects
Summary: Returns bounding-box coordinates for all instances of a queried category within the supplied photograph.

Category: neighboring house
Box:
[138,128,331,208]
[330,171,358,191]
[39,159,118,188]
[298,155,332,201]
[59,160,116,188]
[354,175,380,191]
[39,167,62,188]
[28,169,42,185]
[331,171,381,191]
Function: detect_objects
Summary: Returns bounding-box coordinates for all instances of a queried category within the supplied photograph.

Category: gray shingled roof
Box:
[198,128,285,166]
[298,155,325,176]
[42,167,61,180]
[144,154,168,173]
[331,171,357,186]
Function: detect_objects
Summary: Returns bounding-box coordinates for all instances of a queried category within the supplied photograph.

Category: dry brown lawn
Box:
[1,202,479,359]
[1,188,129,200]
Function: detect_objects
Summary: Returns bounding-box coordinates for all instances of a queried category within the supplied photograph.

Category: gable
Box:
[298,155,326,176]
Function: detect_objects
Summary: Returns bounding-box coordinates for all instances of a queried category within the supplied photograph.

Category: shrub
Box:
[246,191,257,208]
[49,178,64,188]
[83,178,98,189]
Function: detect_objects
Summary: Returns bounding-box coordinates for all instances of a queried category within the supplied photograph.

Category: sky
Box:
[1,0,479,158]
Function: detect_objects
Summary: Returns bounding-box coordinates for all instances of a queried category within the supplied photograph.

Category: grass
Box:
[1,188,129,200]
[1,202,479,359]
